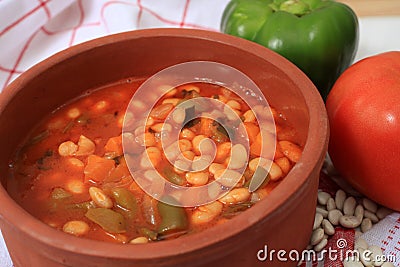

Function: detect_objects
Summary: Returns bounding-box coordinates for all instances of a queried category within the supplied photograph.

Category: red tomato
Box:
[326,51,400,211]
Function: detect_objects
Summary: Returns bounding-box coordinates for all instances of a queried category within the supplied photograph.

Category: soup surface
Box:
[7,78,302,244]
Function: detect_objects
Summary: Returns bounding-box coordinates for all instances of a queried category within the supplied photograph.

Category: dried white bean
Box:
[314,238,328,252]
[317,191,331,205]
[376,207,393,220]
[382,262,395,267]
[322,219,335,236]
[343,196,357,216]
[355,204,364,222]
[343,256,364,267]
[368,245,385,266]
[359,247,374,267]
[335,189,347,210]
[310,228,324,246]
[355,230,363,239]
[340,215,361,228]
[326,197,336,211]
[313,213,323,230]
[362,198,378,213]
[227,144,248,169]
[361,218,373,233]
[364,210,379,223]
[316,206,328,218]
[328,209,343,226]
[354,238,369,250]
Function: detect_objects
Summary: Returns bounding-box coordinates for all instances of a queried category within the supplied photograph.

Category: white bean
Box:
[362,198,378,213]
[219,188,250,204]
[328,209,343,226]
[89,187,113,209]
[214,169,242,187]
[343,257,364,267]
[227,144,248,170]
[316,206,328,218]
[58,141,78,156]
[130,236,149,244]
[67,108,81,119]
[335,189,347,210]
[354,238,369,250]
[376,207,393,220]
[322,219,335,236]
[313,213,323,230]
[317,191,331,205]
[340,215,361,228]
[75,135,95,156]
[172,107,185,124]
[359,247,374,267]
[192,155,213,172]
[314,238,328,252]
[382,262,395,267]
[191,201,223,225]
[368,245,385,266]
[310,228,324,246]
[361,218,373,233]
[209,163,225,176]
[63,220,89,236]
[326,197,336,211]
[343,196,357,216]
[355,204,364,222]
[364,210,379,223]
[185,171,209,186]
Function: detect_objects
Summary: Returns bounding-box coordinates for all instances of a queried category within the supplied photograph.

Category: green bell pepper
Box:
[220,0,359,99]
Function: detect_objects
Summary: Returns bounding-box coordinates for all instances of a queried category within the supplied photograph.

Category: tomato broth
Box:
[7,78,302,244]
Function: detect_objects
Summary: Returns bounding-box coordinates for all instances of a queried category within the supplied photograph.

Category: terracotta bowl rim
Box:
[0,28,328,260]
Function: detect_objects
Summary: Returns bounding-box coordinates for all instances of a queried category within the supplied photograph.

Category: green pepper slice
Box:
[85,208,126,233]
[157,196,188,238]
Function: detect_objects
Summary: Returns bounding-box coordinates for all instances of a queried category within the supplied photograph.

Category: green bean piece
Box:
[139,227,158,241]
[76,114,89,125]
[85,208,126,233]
[142,195,161,226]
[62,120,74,133]
[247,166,270,192]
[51,187,72,200]
[66,201,94,210]
[48,188,72,212]
[221,202,254,219]
[111,188,138,213]
[28,130,49,145]
[163,167,185,186]
[157,196,188,237]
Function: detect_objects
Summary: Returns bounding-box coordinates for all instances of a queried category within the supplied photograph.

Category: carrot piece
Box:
[250,130,275,158]
[244,122,260,144]
[199,118,216,137]
[104,135,123,156]
[84,155,115,183]
[105,162,131,182]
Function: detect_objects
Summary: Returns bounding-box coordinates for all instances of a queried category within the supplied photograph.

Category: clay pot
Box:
[0,29,328,266]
